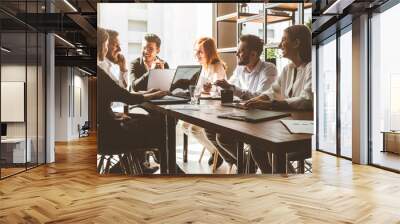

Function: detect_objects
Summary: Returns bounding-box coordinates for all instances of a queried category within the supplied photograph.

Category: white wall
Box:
[54,67,89,141]
[1,64,46,163]
[1,65,27,138]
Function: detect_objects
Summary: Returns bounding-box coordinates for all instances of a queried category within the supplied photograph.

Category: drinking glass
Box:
[189,85,201,104]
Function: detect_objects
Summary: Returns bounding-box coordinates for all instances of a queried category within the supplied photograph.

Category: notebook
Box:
[218,110,290,123]
[280,120,314,134]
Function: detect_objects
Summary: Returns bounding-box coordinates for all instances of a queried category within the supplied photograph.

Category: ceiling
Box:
[0,0,97,73]
[311,0,391,43]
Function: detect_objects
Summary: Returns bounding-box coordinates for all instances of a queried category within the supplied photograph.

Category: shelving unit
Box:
[214,2,312,75]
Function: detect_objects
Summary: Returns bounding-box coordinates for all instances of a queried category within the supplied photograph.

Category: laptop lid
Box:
[147,69,176,91]
[169,65,201,98]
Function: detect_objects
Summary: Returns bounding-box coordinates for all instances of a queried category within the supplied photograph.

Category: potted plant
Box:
[305,18,312,30]
[265,48,277,65]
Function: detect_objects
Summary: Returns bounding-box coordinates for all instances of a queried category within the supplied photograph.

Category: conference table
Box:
[143,100,313,174]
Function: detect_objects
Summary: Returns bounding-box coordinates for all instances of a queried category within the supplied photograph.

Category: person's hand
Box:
[214,79,232,89]
[244,99,272,110]
[146,88,159,93]
[114,112,131,121]
[243,97,259,107]
[154,59,165,69]
[153,90,168,99]
[117,54,128,72]
[171,79,190,91]
[203,82,212,93]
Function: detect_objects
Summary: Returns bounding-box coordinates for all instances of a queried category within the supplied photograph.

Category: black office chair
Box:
[78,121,90,138]
[269,149,311,174]
[287,150,312,174]
[97,123,166,176]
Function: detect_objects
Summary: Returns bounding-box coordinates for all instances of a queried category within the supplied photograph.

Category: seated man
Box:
[130,33,170,92]
[205,34,277,170]
[214,35,277,100]
[98,29,169,174]
[242,25,313,173]
[99,29,129,89]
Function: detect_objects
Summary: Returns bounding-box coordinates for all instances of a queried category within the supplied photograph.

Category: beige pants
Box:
[177,121,216,154]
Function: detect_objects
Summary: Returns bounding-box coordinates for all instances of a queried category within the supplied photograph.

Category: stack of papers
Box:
[280,120,314,134]
[165,105,201,111]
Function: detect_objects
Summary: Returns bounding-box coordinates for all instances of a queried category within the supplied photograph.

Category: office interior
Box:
[97,2,312,175]
[0,0,400,222]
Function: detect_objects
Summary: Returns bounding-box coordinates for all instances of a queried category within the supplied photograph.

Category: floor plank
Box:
[0,135,400,223]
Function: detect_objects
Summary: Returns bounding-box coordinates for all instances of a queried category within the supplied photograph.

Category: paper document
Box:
[165,105,200,111]
[280,120,314,134]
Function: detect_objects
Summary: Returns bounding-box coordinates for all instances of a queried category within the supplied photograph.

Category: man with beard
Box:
[206,34,277,171]
[99,29,129,89]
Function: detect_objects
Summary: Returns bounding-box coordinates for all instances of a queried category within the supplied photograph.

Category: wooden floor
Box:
[372,150,400,171]
[1,135,400,223]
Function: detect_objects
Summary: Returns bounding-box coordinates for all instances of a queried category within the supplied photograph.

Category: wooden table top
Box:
[144,100,313,153]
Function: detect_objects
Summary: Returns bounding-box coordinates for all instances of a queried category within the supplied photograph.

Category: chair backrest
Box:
[82,121,90,129]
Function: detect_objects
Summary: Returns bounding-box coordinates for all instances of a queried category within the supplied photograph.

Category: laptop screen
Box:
[170,65,201,93]
[1,123,7,137]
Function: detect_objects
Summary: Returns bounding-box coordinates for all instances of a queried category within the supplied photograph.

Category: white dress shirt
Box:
[228,60,277,100]
[100,58,128,89]
[262,62,312,110]
[97,59,128,112]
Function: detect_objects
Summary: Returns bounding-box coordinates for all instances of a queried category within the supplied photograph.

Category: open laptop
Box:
[218,109,290,123]
[149,65,201,105]
[147,69,176,91]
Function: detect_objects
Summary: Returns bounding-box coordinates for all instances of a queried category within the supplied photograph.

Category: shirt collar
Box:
[244,59,262,74]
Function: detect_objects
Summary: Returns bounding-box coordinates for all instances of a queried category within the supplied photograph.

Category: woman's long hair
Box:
[196,37,226,70]
[284,25,311,64]
[97,27,109,60]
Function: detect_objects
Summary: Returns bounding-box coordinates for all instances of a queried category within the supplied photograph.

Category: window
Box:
[370,2,400,171]
[339,27,352,158]
[128,20,147,32]
[317,36,337,154]
[98,3,212,67]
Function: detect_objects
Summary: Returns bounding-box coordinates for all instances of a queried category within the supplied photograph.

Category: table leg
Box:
[248,151,256,174]
[166,115,177,174]
[236,142,244,174]
[160,115,168,174]
[183,134,188,163]
[275,153,286,174]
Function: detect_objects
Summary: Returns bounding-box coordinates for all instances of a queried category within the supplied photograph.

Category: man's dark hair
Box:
[239,34,264,57]
[144,33,161,48]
